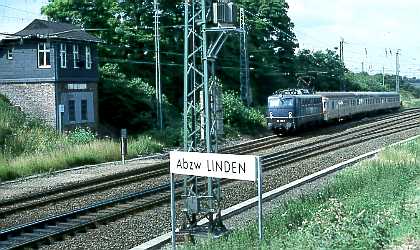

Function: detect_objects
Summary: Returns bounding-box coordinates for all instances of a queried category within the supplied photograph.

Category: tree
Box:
[42,0,299,130]
[219,0,298,103]
[294,49,346,91]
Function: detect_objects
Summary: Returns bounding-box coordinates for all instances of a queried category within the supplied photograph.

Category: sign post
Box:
[58,104,64,133]
[169,151,263,249]
[257,156,263,240]
[121,129,127,164]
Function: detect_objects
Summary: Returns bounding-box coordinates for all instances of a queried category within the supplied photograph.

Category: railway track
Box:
[1,109,419,249]
[0,135,296,217]
[1,108,417,213]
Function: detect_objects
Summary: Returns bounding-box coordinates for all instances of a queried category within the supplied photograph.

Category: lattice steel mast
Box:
[182,0,244,238]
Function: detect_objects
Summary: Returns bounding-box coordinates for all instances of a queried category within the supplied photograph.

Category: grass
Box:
[182,139,420,250]
[0,136,165,182]
[401,89,420,108]
[0,95,167,182]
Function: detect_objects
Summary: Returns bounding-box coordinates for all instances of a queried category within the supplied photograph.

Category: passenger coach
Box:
[320,92,400,121]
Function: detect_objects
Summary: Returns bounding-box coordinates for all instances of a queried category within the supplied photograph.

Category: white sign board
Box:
[170,151,257,181]
[59,104,65,113]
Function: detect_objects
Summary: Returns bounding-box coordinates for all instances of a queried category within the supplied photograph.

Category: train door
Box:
[322,97,328,121]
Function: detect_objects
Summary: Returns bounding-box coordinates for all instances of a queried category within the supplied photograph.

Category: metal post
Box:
[257,156,263,241]
[383,66,385,86]
[240,8,251,106]
[154,0,163,129]
[170,173,176,250]
[121,129,127,165]
[58,104,64,133]
[396,50,400,93]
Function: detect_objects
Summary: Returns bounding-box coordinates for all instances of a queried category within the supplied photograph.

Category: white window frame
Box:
[60,43,67,68]
[7,48,13,60]
[73,44,79,68]
[38,43,51,68]
[67,83,87,90]
[85,46,92,69]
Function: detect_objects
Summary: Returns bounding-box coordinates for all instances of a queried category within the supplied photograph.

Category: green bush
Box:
[128,136,164,156]
[67,127,97,145]
[223,90,266,135]
[99,64,181,132]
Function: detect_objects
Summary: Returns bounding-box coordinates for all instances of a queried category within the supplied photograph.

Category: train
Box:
[267,89,401,134]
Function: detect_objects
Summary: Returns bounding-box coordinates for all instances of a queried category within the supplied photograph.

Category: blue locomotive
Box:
[267,89,400,134]
[267,89,323,134]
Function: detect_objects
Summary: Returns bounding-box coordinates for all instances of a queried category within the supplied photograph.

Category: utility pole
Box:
[154,0,163,129]
[240,8,251,106]
[361,62,364,73]
[339,38,345,91]
[396,49,400,93]
[382,66,385,86]
[339,38,344,62]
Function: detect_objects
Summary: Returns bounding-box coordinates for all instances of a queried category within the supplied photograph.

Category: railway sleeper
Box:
[32,228,57,234]
[77,215,97,221]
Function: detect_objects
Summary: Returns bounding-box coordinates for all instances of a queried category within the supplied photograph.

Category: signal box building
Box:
[0,19,101,131]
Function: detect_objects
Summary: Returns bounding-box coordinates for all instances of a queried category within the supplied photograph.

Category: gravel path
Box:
[33,118,420,250]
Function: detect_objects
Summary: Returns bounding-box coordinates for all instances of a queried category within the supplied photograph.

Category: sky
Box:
[0,0,49,34]
[287,0,420,78]
[0,0,419,77]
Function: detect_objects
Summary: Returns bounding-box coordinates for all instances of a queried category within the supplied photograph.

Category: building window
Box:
[38,43,51,68]
[73,44,79,68]
[7,49,13,60]
[68,99,76,122]
[85,46,92,69]
[81,99,88,121]
[67,83,87,90]
[60,44,67,68]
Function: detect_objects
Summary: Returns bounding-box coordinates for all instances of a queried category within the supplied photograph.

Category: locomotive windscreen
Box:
[269,97,293,108]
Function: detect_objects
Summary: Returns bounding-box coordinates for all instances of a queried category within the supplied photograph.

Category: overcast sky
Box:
[1,0,419,77]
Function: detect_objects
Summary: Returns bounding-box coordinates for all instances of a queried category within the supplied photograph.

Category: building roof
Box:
[13,19,101,43]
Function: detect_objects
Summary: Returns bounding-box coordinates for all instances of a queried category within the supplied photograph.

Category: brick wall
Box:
[0,82,57,127]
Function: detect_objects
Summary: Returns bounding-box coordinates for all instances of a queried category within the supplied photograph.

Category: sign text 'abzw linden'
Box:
[170,151,257,181]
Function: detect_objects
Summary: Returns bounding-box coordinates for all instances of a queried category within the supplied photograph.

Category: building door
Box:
[61,92,95,125]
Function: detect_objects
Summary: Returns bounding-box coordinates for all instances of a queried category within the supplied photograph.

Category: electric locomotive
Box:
[267,89,323,134]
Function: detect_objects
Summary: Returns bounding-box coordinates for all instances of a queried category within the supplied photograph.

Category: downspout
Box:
[54,42,60,131]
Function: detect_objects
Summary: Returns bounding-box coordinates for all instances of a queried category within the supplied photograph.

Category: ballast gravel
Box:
[0,112,418,250]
